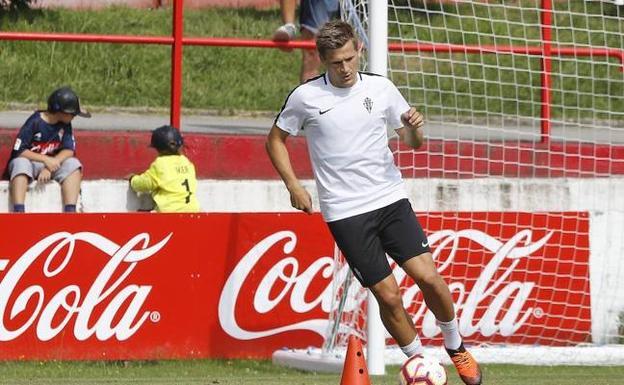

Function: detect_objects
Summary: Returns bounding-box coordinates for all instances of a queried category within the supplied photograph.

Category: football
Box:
[398,354,448,385]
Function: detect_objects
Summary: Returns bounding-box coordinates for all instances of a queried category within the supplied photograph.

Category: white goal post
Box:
[273,0,624,374]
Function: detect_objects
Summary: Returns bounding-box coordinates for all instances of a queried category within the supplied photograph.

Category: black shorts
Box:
[326,199,431,287]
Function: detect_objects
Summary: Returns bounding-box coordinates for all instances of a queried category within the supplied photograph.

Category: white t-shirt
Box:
[275,72,411,222]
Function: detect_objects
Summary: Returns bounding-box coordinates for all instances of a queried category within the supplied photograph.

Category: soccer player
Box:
[265,20,482,385]
[128,125,199,213]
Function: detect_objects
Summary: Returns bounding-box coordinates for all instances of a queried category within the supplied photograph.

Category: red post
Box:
[170,0,184,129]
[540,0,553,144]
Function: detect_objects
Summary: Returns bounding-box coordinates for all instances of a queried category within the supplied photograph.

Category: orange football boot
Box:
[446,343,482,385]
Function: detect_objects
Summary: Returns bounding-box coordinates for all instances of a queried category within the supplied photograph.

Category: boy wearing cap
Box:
[128,125,199,213]
[8,86,90,213]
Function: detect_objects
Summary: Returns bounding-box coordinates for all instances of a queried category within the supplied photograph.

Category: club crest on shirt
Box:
[363,97,373,114]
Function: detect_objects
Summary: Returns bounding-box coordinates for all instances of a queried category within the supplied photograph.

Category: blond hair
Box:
[316,20,359,59]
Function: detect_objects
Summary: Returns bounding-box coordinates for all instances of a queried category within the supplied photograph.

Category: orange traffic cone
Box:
[340,335,371,385]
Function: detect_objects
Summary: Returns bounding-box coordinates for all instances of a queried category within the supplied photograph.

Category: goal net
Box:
[274,0,624,371]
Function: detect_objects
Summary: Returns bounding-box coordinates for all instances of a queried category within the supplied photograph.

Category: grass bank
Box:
[0,6,300,113]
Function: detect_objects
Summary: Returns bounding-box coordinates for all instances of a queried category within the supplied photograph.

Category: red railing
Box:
[0,0,622,141]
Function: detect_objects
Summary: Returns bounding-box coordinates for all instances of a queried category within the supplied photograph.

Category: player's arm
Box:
[18,149,51,163]
[130,163,159,193]
[17,150,62,173]
[55,127,76,164]
[396,106,425,149]
[265,124,313,214]
[53,149,75,164]
[18,150,56,182]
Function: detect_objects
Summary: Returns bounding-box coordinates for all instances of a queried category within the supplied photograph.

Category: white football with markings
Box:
[398,354,447,385]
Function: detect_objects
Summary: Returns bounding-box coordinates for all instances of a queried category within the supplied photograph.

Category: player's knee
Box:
[9,172,29,183]
[65,168,82,182]
[9,157,30,168]
[62,157,82,172]
[56,157,83,183]
[375,288,403,309]
[415,270,442,289]
[9,157,33,180]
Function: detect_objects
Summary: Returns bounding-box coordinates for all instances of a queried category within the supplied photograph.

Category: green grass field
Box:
[0,360,621,385]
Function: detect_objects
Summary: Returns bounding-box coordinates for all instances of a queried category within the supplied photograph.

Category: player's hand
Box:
[401,107,424,130]
[288,185,313,214]
[43,156,61,172]
[37,168,51,183]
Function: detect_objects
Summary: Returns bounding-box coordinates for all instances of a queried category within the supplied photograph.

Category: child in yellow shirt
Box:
[129,125,200,212]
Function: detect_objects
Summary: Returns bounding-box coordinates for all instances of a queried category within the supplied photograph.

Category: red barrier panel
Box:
[0,129,313,180]
[0,212,590,360]
[2,129,623,180]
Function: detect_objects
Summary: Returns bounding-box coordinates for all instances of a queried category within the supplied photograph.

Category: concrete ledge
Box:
[0,179,316,213]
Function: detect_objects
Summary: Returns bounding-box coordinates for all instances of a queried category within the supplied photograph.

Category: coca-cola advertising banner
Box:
[0,212,590,360]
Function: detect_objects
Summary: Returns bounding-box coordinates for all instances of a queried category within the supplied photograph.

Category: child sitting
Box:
[8,86,90,213]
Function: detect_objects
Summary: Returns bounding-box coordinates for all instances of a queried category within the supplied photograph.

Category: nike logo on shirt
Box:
[421,241,429,247]
[319,108,334,115]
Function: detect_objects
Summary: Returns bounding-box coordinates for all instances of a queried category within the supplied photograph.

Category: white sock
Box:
[437,317,462,350]
[400,335,424,357]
